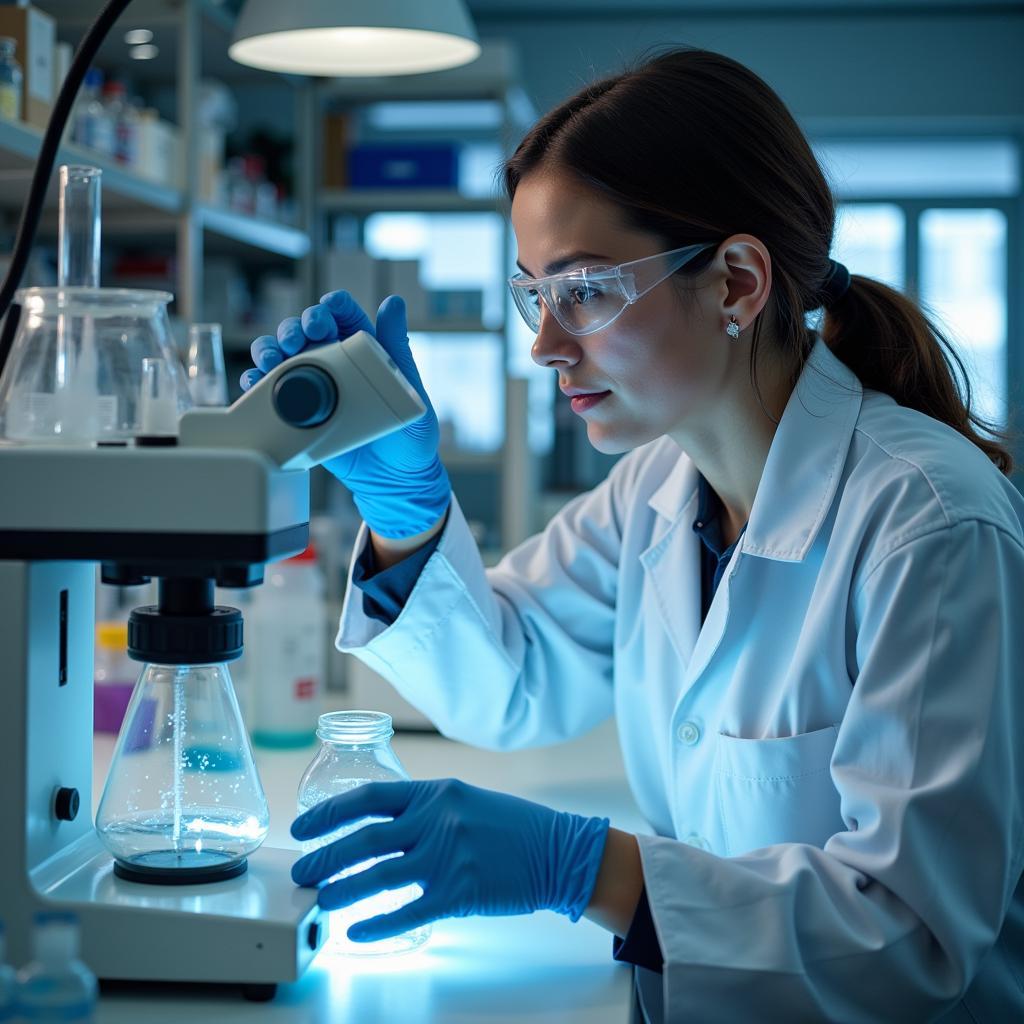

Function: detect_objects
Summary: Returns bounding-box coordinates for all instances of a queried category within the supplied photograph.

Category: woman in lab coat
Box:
[245,49,1024,1022]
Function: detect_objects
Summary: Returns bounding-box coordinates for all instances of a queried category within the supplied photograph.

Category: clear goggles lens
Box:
[508,242,714,337]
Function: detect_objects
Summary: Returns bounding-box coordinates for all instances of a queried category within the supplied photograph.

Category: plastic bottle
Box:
[0,922,17,1022]
[16,912,98,1022]
[93,620,136,734]
[225,156,254,214]
[101,81,138,167]
[297,711,431,957]
[0,37,23,123]
[117,96,143,170]
[248,546,325,748]
[73,69,114,157]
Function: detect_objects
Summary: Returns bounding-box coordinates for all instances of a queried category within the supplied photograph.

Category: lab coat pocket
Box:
[714,725,844,857]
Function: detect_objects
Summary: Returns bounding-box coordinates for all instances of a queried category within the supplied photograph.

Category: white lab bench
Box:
[90,717,643,1023]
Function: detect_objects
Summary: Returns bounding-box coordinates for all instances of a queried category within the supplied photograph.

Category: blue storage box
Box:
[348,143,460,190]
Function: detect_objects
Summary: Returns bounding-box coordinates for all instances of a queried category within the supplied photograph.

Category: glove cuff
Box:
[352,457,452,540]
[548,813,611,922]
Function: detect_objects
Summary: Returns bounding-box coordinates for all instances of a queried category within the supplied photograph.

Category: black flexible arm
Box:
[0,0,134,378]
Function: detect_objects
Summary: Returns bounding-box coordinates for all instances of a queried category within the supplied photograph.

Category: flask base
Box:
[113,853,247,885]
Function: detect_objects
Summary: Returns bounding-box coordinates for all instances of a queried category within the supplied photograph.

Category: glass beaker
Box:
[95,661,270,883]
[0,287,191,444]
[185,323,229,407]
[297,711,432,957]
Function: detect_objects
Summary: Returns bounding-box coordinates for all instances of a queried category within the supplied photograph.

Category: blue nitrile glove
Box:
[241,290,450,539]
[290,779,610,943]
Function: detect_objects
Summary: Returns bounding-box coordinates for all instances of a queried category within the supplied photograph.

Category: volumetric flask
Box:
[95,661,269,884]
[0,287,191,444]
[297,711,431,957]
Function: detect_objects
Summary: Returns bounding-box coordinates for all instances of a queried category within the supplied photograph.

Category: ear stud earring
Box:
[725,316,740,339]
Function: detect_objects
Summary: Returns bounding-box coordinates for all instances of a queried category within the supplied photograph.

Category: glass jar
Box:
[297,711,431,957]
[0,36,22,122]
[95,662,269,884]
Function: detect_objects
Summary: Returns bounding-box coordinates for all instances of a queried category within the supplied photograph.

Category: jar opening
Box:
[317,710,394,745]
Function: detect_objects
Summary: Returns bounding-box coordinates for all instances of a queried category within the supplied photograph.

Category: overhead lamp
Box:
[229,0,481,77]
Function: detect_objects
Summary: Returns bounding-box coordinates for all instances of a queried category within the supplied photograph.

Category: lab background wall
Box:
[472,2,1024,124]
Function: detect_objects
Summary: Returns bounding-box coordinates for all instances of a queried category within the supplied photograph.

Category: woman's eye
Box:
[568,285,596,304]
[527,288,540,308]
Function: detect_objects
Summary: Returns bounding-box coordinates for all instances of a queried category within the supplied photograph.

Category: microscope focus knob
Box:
[272,366,338,429]
[54,787,80,821]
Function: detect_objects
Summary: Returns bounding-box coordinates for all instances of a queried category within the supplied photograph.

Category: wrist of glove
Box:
[290,779,610,943]
[348,454,451,540]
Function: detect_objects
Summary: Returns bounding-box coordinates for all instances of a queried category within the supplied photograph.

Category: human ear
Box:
[714,234,772,335]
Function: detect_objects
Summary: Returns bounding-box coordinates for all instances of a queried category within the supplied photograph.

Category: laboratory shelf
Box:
[408,320,502,333]
[196,203,311,260]
[320,189,504,214]
[0,116,183,214]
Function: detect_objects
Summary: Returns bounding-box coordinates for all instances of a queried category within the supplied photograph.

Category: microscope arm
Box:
[177,331,425,471]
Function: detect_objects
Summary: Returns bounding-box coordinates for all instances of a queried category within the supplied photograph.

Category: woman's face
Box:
[511,168,741,455]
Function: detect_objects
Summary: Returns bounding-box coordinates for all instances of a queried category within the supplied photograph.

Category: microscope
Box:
[0,294,425,995]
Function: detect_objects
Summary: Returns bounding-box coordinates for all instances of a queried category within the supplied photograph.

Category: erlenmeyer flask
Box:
[95,661,270,884]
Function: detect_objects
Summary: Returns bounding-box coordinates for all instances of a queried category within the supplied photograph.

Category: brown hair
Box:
[503,48,1013,475]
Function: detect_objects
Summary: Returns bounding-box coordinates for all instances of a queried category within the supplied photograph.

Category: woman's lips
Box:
[569,391,611,413]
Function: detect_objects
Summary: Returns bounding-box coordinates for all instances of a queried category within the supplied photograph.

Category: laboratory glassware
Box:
[297,711,432,956]
[95,661,270,883]
[0,36,22,122]
[0,287,191,443]
[15,913,98,1022]
[249,545,325,749]
[0,163,191,444]
[58,166,101,289]
[185,322,229,406]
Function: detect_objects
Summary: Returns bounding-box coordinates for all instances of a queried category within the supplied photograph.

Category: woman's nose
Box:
[531,307,581,369]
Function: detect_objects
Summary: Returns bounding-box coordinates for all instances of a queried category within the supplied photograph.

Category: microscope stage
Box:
[30,831,325,984]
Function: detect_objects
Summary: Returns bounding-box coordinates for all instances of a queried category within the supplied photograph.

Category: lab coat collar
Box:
[647,338,862,563]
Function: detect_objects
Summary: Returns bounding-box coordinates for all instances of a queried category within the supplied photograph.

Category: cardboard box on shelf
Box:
[349,142,459,190]
[137,112,180,188]
[382,259,427,325]
[428,288,485,324]
[322,111,350,189]
[0,4,54,130]
[322,248,379,316]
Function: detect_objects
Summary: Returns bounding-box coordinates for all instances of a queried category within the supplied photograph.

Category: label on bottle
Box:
[27,8,54,103]
[0,83,18,120]
[250,597,324,741]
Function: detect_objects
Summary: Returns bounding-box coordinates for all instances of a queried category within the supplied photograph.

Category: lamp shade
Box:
[229,0,481,77]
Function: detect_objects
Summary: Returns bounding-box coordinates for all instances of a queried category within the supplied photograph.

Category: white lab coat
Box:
[337,339,1024,1022]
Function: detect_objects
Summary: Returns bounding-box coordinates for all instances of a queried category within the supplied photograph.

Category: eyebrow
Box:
[515,251,610,278]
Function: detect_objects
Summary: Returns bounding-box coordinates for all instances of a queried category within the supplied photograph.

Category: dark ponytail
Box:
[504,47,1014,476]
[823,276,1012,473]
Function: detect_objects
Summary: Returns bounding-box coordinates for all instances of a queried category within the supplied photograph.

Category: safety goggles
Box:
[508,242,715,337]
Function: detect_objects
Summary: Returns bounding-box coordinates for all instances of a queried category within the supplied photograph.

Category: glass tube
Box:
[186,323,229,406]
[57,165,101,288]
